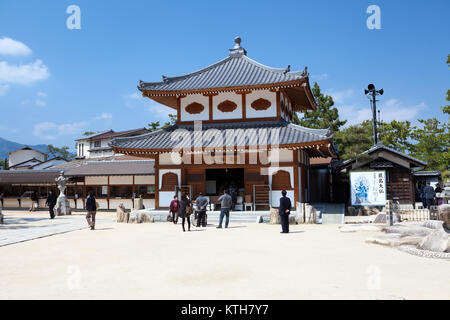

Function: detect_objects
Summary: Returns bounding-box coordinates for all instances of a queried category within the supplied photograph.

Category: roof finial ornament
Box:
[283,65,291,74]
[229,36,247,57]
[301,66,309,77]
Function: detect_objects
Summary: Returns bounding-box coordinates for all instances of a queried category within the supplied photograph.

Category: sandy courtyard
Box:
[0,210,448,300]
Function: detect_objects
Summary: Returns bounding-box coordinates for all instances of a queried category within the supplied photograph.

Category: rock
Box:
[128,211,155,224]
[256,216,263,223]
[438,204,450,228]
[295,203,305,224]
[116,204,130,223]
[372,212,401,224]
[366,235,423,247]
[397,245,450,260]
[305,205,316,224]
[289,215,296,225]
[269,208,280,224]
[419,230,449,252]
[347,207,357,216]
[339,225,381,233]
[421,220,444,230]
[382,225,433,237]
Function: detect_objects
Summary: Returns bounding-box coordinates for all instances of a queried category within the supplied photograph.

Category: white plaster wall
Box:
[3,198,19,207]
[268,166,294,188]
[246,90,277,118]
[109,199,133,210]
[96,199,108,210]
[213,92,242,120]
[85,176,108,185]
[180,94,209,122]
[134,175,155,185]
[143,199,155,209]
[271,190,295,207]
[159,152,182,165]
[109,176,133,185]
[269,149,293,164]
[159,191,176,207]
[9,149,45,167]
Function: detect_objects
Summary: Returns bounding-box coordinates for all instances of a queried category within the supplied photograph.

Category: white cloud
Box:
[327,89,354,104]
[0,37,32,56]
[338,99,427,126]
[124,92,141,99]
[33,121,88,140]
[0,59,50,85]
[94,112,112,120]
[37,91,47,98]
[0,84,9,96]
[311,73,329,81]
[35,99,47,106]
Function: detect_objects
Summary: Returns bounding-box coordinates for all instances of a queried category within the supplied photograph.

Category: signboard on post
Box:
[350,171,386,206]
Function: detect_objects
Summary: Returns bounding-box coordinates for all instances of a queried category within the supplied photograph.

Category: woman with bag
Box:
[169,195,180,224]
[179,193,192,232]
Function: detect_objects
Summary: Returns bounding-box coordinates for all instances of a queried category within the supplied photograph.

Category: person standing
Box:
[217,190,232,229]
[179,193,191,232]
[423,182,435,209]
[46,190,57,219]
[85,191,97,230]
[29,191,38,212]
[278,190,292,234]
[169,195,180,224]
[195,192,209,227]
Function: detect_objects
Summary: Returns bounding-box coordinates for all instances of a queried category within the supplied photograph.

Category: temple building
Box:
[110,37,337,210]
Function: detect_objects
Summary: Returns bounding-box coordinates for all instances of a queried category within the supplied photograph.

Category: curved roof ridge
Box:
[140,56,233,87]
[288,122,332,138]
[242,55,303,76]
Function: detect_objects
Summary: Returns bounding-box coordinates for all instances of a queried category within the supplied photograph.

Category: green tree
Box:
[334,120,374,161]
[147,113,177,132]
[410,118,449,172]
[378,120,414,153]
[46,145,75,160]
[443,54,450,115]
[82,131,97,136]
[293,82,347,133]
[0,158,8,170]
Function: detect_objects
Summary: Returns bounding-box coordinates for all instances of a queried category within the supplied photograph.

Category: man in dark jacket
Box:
[279,190,292,233]
[85,191,97,230]
[423,182,435,209]
[46,190,57,219]
[195,192,209,227]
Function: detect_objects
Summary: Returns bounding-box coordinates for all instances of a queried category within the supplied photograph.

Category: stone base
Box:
[116,204,130,223]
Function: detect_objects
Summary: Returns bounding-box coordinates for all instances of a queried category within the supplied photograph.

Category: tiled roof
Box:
[110,120,333,151]
[76,128,148,141]
[139,38,308,92]
[0,170,60,184]
[64,160,154,176]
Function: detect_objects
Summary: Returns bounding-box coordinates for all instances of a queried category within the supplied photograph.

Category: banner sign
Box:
[350,171,386,206]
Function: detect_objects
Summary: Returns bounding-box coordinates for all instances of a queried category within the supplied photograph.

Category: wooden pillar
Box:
[132,176,135,209]
[155,155,159,209]
[293,150,299,206]
[276,90,281,119]
[107,176,110,210]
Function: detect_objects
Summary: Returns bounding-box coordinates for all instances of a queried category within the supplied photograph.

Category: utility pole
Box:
[365,84,384,146]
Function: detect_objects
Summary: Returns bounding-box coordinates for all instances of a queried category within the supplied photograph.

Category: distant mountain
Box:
[0,137,48,159]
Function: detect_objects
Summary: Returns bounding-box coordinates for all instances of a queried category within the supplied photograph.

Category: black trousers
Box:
[182,216,190,231]
[280,214,290,233]
[49,205,55,219]
[197,211,207,227]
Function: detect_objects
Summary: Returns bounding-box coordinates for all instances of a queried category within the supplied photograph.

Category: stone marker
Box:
[269,208,280,224]
[116,204,130,223]
[256,216,263,223]
[419,230,449,252]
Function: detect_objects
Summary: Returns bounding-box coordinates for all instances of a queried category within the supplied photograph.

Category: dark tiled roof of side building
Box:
[110,119,333,153]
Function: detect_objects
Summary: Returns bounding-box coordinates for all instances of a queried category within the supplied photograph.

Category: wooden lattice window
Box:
[161,172,178,191]
[217,100,237,112]
[251,98,271,111]
[185,102,205,114]
[271,170,292,190]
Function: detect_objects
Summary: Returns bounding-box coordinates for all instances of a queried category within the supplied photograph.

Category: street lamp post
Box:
[364,84,384,145]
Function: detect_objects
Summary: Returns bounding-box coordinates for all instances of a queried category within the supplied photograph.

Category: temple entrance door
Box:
[205,168,244,196]
[175,185,192,200]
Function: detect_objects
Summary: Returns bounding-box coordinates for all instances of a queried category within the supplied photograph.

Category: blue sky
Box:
[0,0,448,150]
